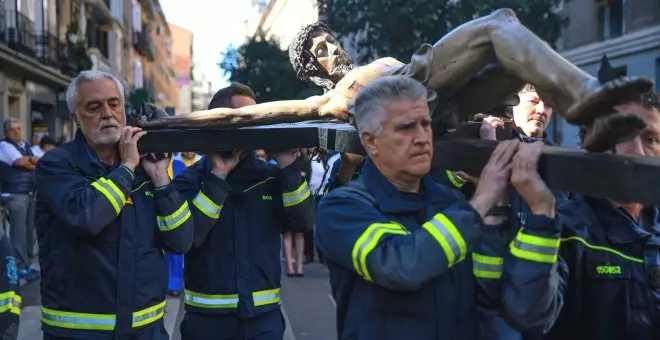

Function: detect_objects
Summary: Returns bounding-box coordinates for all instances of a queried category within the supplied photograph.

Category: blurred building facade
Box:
[169,23,192,114]
[254,0,318,49]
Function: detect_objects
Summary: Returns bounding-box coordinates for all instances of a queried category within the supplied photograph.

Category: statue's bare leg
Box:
[417,8,652,126]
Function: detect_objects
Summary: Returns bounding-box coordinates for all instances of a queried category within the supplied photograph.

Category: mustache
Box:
[99,119,120,129]
[528,115,546,122]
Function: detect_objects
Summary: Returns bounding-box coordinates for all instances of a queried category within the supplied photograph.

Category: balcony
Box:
[90,0,114,25]
[8,12,37,57]
[35,32,59,67]
[133,30,156,61]
[86,20,109,59]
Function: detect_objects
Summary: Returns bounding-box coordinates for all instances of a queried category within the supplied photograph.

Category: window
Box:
[132,0,141,33]
[612,65,627,78]
[134,60,144,89]
[598,0,626,40]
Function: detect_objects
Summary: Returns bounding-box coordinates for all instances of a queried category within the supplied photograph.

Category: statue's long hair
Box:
[288,22,355,92]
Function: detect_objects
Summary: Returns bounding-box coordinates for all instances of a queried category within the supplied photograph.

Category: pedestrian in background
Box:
[165,151,202,297]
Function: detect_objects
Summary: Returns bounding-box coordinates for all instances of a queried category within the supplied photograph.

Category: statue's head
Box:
[289,22,356,91]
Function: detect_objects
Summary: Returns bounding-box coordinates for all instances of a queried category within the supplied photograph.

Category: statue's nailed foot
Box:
[564,76,654,126]
[127,102,170,129]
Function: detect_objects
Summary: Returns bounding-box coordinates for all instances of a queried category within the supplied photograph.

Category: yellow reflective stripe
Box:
[157,201,192,231]
[183,288,281,309]
[510,228,560,264]
[282,181,311,207]
[472,253,503,279]
[445,170,466,189]
[422,213,468,267]
[184,290,238,309]
[0,291,20,315]
[41,301,165,330]
[351,223,409,281]
[253,288,280,307]
[132,301,166,328]
[560,236,644,263]
[41,307,116,330]
[91,178,126,215]
[192,191,223,219]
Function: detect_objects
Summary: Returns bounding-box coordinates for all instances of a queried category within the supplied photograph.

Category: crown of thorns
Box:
[288,22,333,81]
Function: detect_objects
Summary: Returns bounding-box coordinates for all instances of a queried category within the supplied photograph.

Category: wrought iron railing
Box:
[0,4,6,44]
[35,32,59,67]
[13,12,36,56]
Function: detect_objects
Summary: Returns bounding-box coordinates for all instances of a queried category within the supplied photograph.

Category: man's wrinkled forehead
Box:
[79,79,121,103]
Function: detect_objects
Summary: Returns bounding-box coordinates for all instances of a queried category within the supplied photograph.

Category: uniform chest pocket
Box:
[243,179,280,232]
[130,187,158,247]
[583,251,634,309]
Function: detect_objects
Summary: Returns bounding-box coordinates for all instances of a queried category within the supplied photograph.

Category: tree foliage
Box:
[220,33,321,102]
[316,0,570,64]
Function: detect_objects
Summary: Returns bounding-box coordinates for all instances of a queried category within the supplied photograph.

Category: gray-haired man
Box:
[35,70,233,339]
[315,75,554,339]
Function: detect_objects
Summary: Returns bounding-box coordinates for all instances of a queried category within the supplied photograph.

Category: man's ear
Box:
[361,131,378,157]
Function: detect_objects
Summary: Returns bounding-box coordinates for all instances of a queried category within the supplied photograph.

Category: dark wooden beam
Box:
[136,121,513,154]
[138,121,660,205]
[433,139,660,206]
[137,122,365,154]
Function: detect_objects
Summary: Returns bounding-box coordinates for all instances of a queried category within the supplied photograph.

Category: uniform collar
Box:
[70,131,147,181]
[360,159,449,214]
[585,196,658,244]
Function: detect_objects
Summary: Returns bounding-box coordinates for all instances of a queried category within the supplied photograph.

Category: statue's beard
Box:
[310,60,356,91]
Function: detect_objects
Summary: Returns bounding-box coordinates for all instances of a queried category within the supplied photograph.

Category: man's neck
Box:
[92,144,117,166]
[378,167,421,193]
[612,201,644,222]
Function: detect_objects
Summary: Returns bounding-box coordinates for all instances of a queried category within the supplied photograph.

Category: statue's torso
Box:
[319,58,405,117]
[334,58,405,101]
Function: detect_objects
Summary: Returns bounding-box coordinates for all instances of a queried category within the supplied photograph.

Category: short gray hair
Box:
[66,70,125,113]
[3,117,20,133]
[353,75,428,135]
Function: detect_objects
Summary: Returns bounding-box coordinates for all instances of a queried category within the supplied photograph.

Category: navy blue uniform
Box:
[35,133,228,339]
[174,155,314,340]
[501,195,660,339]
[317,160,508,340]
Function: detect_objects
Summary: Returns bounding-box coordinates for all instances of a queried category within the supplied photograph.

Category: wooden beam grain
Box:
[433,139,660,206]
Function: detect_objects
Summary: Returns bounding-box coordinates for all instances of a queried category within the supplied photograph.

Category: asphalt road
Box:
[17,262,336,340]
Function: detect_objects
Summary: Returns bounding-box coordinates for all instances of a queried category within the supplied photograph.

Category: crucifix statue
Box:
[136,9,653,149]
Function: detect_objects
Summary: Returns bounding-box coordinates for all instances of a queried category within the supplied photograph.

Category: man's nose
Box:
[413,124,432,144]
[100,102,114,118]
[535,101,548,114]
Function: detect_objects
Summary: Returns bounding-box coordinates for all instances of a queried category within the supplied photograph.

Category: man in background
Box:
[0,118,39,282]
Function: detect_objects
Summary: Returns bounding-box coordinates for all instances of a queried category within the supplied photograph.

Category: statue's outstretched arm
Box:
[138,93,334,129]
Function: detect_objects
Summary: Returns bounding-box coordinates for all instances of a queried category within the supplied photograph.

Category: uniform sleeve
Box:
[35,150,134,236]
[169,158,231,249]
[277,161,314,232]
[151,184,195,253]
[0,232,20,335]
[500,213,569,333]
[472,223,511,311]
[316,192,483,291]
